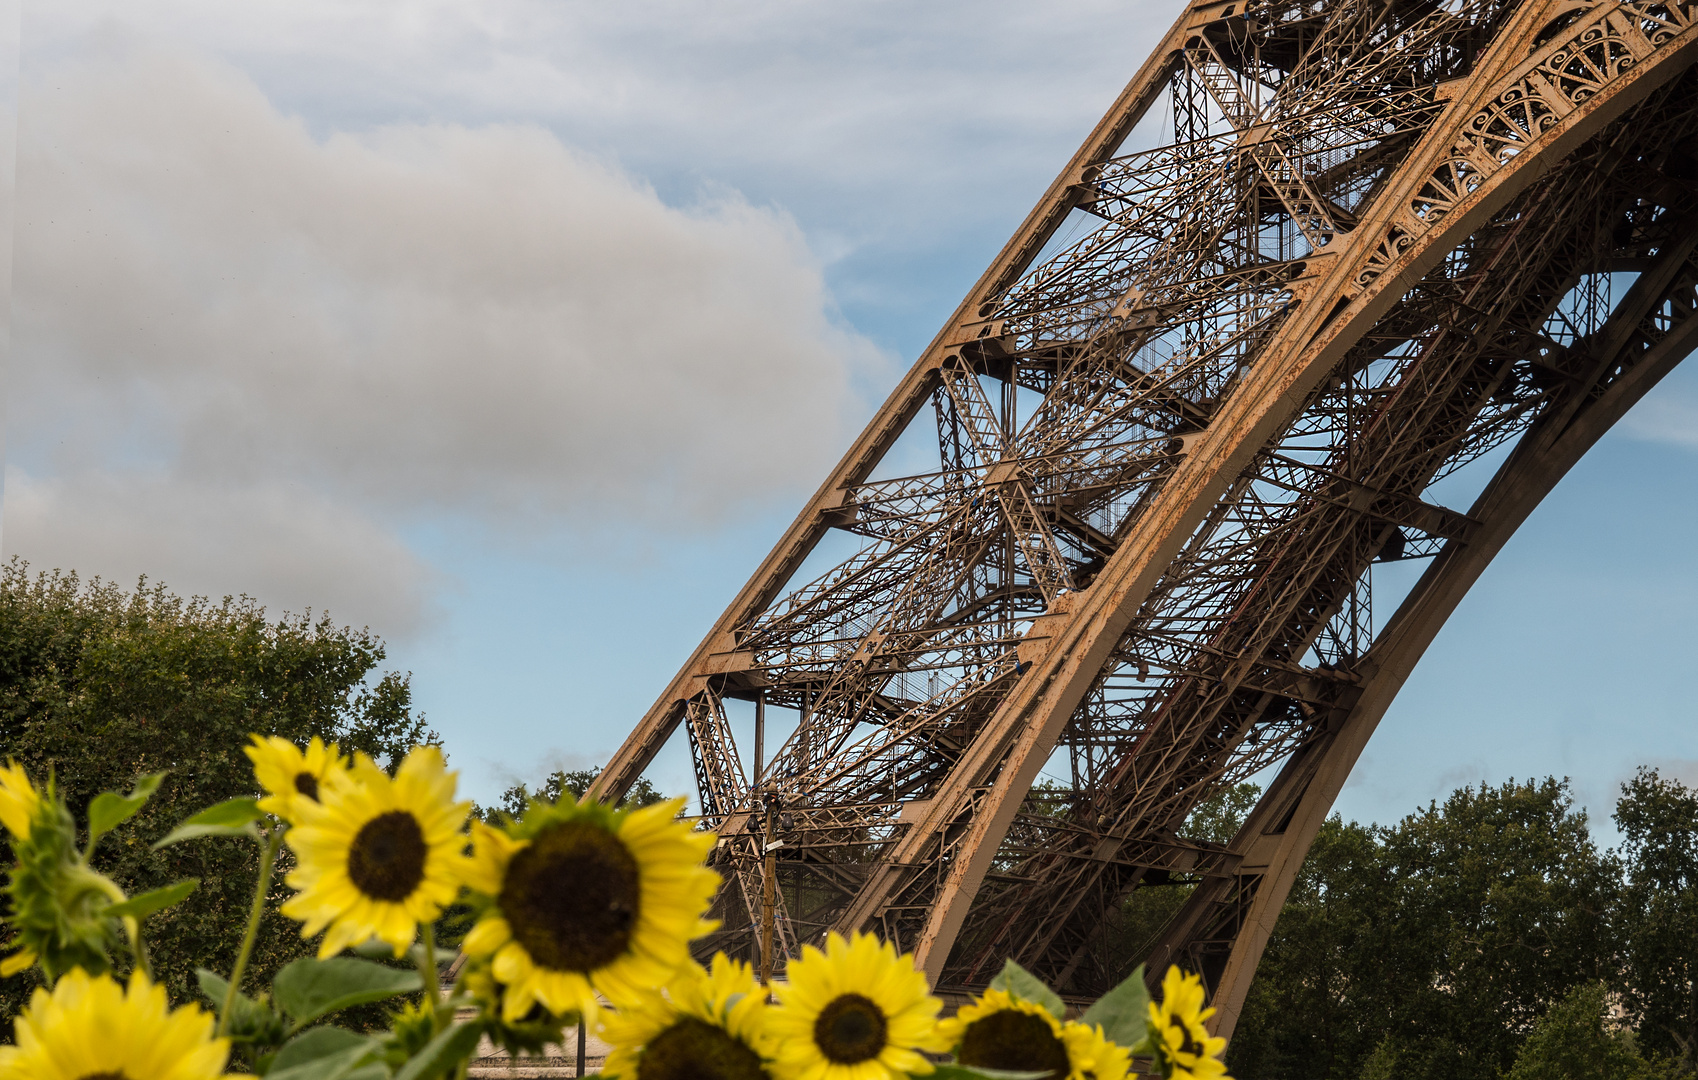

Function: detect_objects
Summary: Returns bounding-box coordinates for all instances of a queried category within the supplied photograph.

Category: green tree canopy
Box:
[1229,777,1620,1080]
[0,560,434,1019]
[1228,813,1388,1078]
[1614,767,1698,1070]
[1505,981,1672,1080]
[474,766,669,824]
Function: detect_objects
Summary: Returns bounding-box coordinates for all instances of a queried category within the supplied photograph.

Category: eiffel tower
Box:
[593,0,1698,1039]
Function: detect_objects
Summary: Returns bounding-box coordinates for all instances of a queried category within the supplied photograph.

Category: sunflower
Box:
[462,795,718,1022]
[768,931,948,1080]
[281,745,471,957]
[939,988,1129,1080]
[1147,967,1229,1080]
[0,762,40,841]
[602,954,773,1080]
[1058,1021,1133,1080]
[0,968,230,1080]
[245,735,347,823]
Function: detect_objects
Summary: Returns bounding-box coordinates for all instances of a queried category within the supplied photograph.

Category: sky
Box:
[1,0,1694,840]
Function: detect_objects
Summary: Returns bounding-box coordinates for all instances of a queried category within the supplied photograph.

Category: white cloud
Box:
[5,38,888,630]
[3,467,441,633]
[14,39,880,516]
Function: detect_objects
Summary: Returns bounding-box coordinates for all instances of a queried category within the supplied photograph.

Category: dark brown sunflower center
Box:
[1168,1013,1202,1058]
[499,820,640,972]
[958,1009,1071,1080]
[78,1073,130,1080]
[346,810,428,902]
[638,1016,767,1080]
[813,993,888,1064]
[293,771,320,801]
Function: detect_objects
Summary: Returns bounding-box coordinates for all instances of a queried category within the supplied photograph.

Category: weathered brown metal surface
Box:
[594,0,1698,1040]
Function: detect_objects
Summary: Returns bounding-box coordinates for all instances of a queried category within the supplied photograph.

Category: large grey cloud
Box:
[3,39,887,632]
[4,468,442,632]
[22,1,1163,275]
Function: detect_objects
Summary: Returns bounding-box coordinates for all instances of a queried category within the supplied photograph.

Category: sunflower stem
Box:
[132,921,152,982]
[419,919,444,1030]
[221,824,282,1038]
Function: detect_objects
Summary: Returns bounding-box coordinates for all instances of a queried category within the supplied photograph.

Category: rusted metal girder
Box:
[593,0,1698,1040]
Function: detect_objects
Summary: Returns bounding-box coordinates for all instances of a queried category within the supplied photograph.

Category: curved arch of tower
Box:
[593,0,1698,1040]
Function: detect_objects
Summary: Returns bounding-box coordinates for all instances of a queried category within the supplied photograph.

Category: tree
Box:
[1225,814,1388,1079]
[1184,781,1262,845]
[1227,777,1618,1080]
[1506,981,1672,1080]
[1613,767,1698,1071]
[1375,778,1618,1080]
[474,766,669,823]
[0,561,434,1019]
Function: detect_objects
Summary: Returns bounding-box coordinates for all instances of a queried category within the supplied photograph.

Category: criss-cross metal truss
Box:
[593,0,1698,1038]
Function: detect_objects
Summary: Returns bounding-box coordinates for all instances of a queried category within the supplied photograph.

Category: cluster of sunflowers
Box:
[0,738,1234,1080]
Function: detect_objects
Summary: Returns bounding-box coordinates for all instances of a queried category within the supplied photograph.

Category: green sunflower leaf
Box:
[933,1066,1055,1080]
[1080,962,1150,1048]
[392,1019,487,1080]
[152,821,260,847]
[189,796,266,827]
[989,958,1066,1019]
[197,968,233,1006]
[153,799,265,848]
[87,771,167,848]
[102,879,198,919]
[351,937,426,964]
[266,1027,381,1080]
[273,956,424,1028]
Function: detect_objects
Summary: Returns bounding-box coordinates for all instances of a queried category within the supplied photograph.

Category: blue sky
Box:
[3,0,1694,838]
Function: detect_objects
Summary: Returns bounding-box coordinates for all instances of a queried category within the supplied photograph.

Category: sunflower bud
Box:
[462,959,574,1058]
[383,997,446,1067]
[5,781,131,981]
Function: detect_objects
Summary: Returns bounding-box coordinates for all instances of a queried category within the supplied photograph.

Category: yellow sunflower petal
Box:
[1061,1020,1132,1080]
[524,966,599,1022]
[467,822,526,895]
[0,762,40,841]
[0,948,36,978]
[464,913,515,959]
[600,956,772,1080]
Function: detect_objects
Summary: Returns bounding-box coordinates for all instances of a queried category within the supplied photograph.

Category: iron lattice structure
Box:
[594,0,1698,1038]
